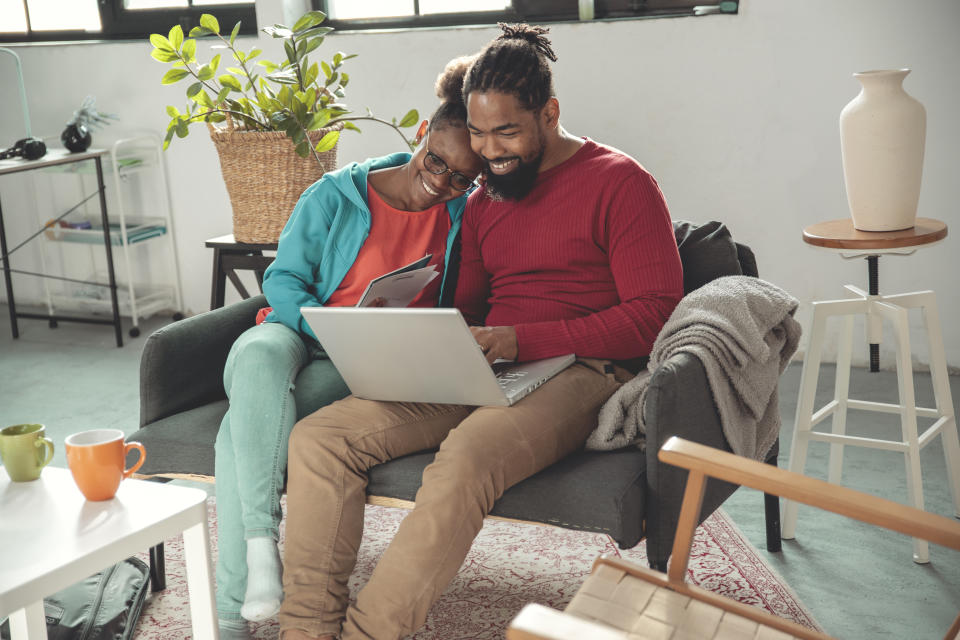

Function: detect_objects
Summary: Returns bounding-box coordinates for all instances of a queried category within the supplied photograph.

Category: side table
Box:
[781,217,960,563]
[205,233,276,310]
[0,149,123,347]
[0,467,218,639]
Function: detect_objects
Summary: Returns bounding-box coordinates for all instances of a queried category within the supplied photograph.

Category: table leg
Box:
[0,195,20,339]
[211,248,226,310]
[8,601,48,639]
[94,157,122,348]
[182,515,219,639]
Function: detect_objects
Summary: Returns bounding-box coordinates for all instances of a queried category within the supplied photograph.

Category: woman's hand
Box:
[469,325,518,364]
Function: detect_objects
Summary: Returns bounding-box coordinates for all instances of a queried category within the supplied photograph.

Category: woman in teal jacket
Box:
[214,57,481,639]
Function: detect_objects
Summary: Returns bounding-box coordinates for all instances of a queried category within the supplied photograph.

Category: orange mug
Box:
[65,429,146,501]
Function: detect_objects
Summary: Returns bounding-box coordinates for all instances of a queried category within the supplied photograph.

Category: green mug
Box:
[0,423,55,482]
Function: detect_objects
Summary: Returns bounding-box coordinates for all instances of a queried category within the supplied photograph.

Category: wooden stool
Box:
[781,218,960,563]
[204,233,277,310]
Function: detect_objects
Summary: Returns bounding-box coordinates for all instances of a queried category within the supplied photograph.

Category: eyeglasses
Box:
[423,150,477,192]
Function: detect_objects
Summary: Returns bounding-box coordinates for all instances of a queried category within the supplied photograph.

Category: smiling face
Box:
[466,90,553,201]
[406,124,483,210]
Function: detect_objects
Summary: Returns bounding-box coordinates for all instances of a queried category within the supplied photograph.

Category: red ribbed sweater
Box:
[455,139,684,361]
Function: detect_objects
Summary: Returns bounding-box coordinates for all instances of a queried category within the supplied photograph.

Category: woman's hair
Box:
[462,23,557,111]
[428,55,475,131]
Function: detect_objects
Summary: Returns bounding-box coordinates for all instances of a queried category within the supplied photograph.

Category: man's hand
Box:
[470,325,518,364]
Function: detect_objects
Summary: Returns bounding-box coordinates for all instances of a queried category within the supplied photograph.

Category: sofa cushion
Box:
[128,400,228,477]
[673,220,743,294]
[368,448,647,549]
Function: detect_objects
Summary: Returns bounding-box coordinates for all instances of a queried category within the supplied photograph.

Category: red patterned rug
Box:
[134,499,821,638]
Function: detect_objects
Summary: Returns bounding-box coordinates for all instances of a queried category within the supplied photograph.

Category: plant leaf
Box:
[210,53,221,72]
[182,38,197,61]
[150,48,180,63]
[284,40,296,65]
[263,25,293,39]
[168,25,183,50]
[342,121,361,133]
[161,68,190,84]
[321,61,332,80]
[292,10,325,33]
[197,65,215,81]
[398,109,419,128]
[150,33,174,51]
[165,105,179,117]
[219,74,242,91]
[295,140,310,157]
[308,110,330,129]
[199,14,220,34]
[230,21,241,45]
[194,90,213,108]
[314,129,340,153]
[186,82,203,98]
[247,48,262,61]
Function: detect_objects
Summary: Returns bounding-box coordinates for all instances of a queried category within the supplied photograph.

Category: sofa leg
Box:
[764,456,782,553]
[149,543,166,592]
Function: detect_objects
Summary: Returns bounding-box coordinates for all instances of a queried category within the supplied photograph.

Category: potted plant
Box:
[149,10,420,243]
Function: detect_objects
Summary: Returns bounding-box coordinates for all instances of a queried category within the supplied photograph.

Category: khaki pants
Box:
[279,358,625,639]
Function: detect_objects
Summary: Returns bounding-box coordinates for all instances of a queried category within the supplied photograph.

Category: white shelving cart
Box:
[39,134,184,337]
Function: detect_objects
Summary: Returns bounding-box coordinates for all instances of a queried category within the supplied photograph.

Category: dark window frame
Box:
[0,0,257,44]
[313,0,737,32]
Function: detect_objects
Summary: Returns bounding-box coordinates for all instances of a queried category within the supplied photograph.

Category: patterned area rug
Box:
[133,499,821,639]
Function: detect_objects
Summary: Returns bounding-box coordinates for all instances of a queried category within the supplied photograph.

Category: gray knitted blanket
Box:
[586,276,802,460]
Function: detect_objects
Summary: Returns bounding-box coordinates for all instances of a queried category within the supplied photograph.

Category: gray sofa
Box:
[130,220,782,575]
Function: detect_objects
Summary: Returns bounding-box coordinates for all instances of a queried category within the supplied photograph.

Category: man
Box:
[279,24,684,640]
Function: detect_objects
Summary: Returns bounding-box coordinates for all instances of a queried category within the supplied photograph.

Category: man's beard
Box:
[482,151,544,201]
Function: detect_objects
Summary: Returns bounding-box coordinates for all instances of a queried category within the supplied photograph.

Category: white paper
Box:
[356,254,439,308]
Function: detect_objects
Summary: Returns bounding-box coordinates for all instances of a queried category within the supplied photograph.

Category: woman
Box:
[215,56,482,640]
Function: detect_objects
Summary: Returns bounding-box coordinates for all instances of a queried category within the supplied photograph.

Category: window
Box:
[0,0,256,44]
[315,0,737,31]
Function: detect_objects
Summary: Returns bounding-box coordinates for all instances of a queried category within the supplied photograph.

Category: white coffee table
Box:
[0,466,218,639]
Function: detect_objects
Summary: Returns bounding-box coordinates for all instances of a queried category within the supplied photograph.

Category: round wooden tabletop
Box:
[803,218,947,250]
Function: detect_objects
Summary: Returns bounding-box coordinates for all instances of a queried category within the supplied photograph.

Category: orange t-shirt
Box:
[324,184,451,308]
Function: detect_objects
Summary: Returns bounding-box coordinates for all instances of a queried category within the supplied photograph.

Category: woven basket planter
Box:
[208,120,341,244]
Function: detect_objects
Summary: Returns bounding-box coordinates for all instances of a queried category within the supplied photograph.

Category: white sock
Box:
[218,618,253,640]
[240,536,284,621]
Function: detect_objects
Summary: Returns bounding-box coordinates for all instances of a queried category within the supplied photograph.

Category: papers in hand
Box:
[356,254,439,308]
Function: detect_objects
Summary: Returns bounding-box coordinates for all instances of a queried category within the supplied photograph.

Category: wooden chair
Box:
[507,437,960,640]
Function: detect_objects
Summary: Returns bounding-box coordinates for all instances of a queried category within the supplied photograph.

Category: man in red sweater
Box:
[279,24,683,640]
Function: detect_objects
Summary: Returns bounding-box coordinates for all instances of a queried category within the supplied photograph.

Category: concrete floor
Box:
[1,305,958,638]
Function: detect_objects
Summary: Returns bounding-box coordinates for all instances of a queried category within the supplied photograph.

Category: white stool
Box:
[781,218,960,564]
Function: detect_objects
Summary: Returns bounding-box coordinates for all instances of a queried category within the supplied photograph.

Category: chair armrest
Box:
[641,352,738,568]
[139,295,266,427]
[659,437,960,551]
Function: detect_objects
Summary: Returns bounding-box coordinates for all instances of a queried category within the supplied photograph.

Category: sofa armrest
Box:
[139,295,266,427]
[642,351,738,569]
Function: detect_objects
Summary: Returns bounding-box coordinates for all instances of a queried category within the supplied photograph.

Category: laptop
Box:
[300,307,576,406]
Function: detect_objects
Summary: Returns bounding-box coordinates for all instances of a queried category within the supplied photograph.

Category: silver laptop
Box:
[300,307,575,406]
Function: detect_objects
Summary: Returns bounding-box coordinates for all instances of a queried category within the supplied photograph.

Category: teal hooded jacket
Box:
[261,152,468,340]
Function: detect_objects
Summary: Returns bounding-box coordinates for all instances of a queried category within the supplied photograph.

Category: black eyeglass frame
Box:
[423,150,478,193]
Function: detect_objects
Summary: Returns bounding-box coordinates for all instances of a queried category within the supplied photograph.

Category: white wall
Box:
[2,0,958,368]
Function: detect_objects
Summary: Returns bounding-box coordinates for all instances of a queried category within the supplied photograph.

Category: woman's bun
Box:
[435,55,476,105]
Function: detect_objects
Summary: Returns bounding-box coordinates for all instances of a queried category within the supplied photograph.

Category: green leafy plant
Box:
[150,10,419,167]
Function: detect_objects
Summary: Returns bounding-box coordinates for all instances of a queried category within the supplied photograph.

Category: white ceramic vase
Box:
[839,69,926,231]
